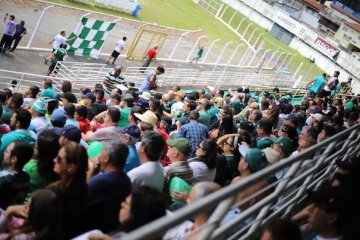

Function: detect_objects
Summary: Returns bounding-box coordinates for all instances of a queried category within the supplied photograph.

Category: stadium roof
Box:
[344,21,360,32]
[330,3,360,24]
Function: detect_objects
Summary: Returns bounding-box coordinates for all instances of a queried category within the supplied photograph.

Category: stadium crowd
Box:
[0,66,359,240]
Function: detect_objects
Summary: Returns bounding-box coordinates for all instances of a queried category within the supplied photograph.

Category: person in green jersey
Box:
[47,43,67,76]
[191,45,204,64]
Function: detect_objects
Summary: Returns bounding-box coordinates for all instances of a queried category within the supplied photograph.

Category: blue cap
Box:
[62,125,81,143]
[51,109,66,126]
[85,92,96,102]
[117,124,141,139]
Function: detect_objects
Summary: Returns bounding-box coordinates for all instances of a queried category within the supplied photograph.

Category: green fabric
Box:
[197,47,204,57]
[198,110,211,127]
[256,137,274,150]
[51,48,67,64]
[274,137,295,156]
[245,148,268,173]
[231,100,244,115]
[117,107,131,127]
[23,160,51,203]
[0,130,36,162]
[166,138,192,156]
[208,106,219,126]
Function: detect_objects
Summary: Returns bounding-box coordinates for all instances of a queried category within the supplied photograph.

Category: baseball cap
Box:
[161,117,172,128]
[84,93,96,102]
[330,115,344,126]
[137,98,149,111]
[244,148,268,173]
[274,137,295,157]
[178,116,189,125]
[262,147,280,164]
[167,138,192,156]
[117,124,141,139]
[285,114,299,124]
[80,88,91,95]
[311,113,323,122]
[62,125,82,143]
[51,109,66,126]
[239,121,255,133]
[32,98,48,115]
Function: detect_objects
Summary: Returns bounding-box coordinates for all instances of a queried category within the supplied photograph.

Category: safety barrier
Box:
[120,123,360,240]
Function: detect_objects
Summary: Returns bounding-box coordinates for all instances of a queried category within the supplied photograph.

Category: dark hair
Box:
[3,88,12,100]
[111,93,122,103]
[29,85,40,98]
[95,88,105,100]
[220,114,234,135]
[11,80,17,88]
[280,124,298,143]
[322,124,337,138]
[130,106,142,123]
[108,106,121,123]
[261,218,301,240]
[10,93,24,109]
[60,31,65,35]
[261,100,270,110]
[75,106,87,119]
[37,129,60,181]
[0,91,6,103]
[64,103,76,118]
[139,121,153,132]
[14,108,32,129]
[122,186,166,232]
[189,110,200,121]
[10,141,34,171]
[157,66,165,74]
[141,131,165,161]
[105,140,129,169]
[304,126,318,141]
[61,81,72,93]
[122,94,135,107]
[217,89,224,97]
[187,100,198,111]
[63,92,77,103]
[123,36,127,41]
[15,189,63,240]
[257,118,273,135]
[198,139,218,169]
[47,100,59,115]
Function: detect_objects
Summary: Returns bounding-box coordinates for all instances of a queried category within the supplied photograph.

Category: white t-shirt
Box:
[127,161,164,192]
[30,116,51,134]
[114,40,125,53]
[53,34,67,50]
[189,161,216,184]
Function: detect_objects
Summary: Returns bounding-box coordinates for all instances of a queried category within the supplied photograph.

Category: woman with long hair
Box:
[23,129,60,203]
[51,141,88,238]
[190,139,218,184]
[209,105,234,140]
[0,189,63,240]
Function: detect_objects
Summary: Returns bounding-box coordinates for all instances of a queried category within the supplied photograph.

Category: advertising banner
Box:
[314,36,340,58]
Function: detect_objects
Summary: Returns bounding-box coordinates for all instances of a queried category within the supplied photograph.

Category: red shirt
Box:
[147,48,157,59]
[77,119,90,134]
[158,128,170,166]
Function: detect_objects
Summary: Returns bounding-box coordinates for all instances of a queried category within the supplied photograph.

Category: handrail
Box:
[121,123,360,240]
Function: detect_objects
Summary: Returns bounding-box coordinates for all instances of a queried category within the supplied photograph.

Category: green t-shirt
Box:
[23,160,51,203]
[52,48,67,64]
[199,110,211,127]
[231,100,244,115]
[118,107,131,127]
[208,106,220,126]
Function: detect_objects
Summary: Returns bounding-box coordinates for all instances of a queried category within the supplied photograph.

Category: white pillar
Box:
[26,5,54,48]
[285,54,297,68]
[265,50,278,68]
[236,18,246,32]
[238,47,251,66]
[215,41,232,64]
[219,6,229,19]
[253,32,265,49]
[186,35,206,62]
[228,12,238,25]
[248,28,259,44]
[248,47,262,67]
[226,43,243,65]
[215,4,224,18]
[242,23,253,37]
[279,52,291,68]
[200,38,221,63]
[291,62,303,88]
[168,32,189,60]
[273,51,286,68]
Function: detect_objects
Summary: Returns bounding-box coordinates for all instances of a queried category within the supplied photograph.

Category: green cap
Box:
[346,101,354,110]
[167,138,192,156]
[274,137,295,157]
[245,148,268,173]
[31,97,48,115]
[178,116,188,125]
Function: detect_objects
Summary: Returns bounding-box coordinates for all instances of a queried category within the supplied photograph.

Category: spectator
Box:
[140,46,158,71]
[164,138,193,193]
[305,73,326,98]
[0,13,16,53]
[61,92,77,105]
[84,92,97,121]
[260,218,301,240]
[0,141,33,209]
[139,66,165,92]
[118,94,135,127]
[23,129,60,203]
[0,109,36,162]
[51,108,67,128]
[190,139,217,184]
[163,91,185,120]
[0,92,23,125]
[176,110,208,157]
[58,125,82,145]
[64,103,79,128]
[40,79,56,99]
[87,140,131,232]
[134,110,158,130]
[22,85,40,108]
[55,80,74,102]
[29,97,51,134]
[103,65,126,97]
[127,131,165,192]
[75,105,90,134]
[118,124,141,173]
[255,118,274,149]
[197,98,211,127]
[0,189,63,239]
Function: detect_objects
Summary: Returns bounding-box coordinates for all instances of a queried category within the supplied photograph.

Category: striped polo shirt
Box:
[104,72,126,94]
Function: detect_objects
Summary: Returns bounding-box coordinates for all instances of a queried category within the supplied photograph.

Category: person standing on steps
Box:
[140,46,158,72]
[106,36,127,65]
[0,13,16,54]
[256,57,265,74]
[10,20,26,52]
[191,45,204,64]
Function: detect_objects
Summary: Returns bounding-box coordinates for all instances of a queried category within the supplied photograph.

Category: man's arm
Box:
[149,75,156,87]
[66,36,77,42]
[3,13,8,22]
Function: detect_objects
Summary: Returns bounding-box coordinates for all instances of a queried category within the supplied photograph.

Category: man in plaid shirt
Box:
[176,110,208,157]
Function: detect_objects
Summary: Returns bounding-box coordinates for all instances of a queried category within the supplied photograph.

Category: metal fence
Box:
[121,123,360,240]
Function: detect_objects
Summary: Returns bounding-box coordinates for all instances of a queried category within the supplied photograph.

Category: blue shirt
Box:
[140,70,156,92]
[124,145,140,173]
[40,87,56,99]
[65,118,80,128]
[176,120,209,157]
[310,76,326,94]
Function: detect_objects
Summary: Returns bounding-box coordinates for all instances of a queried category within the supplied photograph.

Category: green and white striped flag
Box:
[67,18,116,58]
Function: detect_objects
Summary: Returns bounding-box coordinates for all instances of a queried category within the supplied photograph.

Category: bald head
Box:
[114,66,122,77]
[188,182,220,204]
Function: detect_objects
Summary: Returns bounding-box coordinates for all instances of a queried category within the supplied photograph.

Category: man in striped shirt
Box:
[164,138,193,194]
[103,65,126,97]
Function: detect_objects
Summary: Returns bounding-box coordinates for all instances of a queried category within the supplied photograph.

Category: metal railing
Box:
[121,123,360,240]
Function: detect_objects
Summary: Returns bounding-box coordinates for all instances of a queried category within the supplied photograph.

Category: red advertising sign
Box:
[314,37,340,58]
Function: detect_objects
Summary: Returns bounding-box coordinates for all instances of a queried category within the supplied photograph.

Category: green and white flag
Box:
[67,18,116,58]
